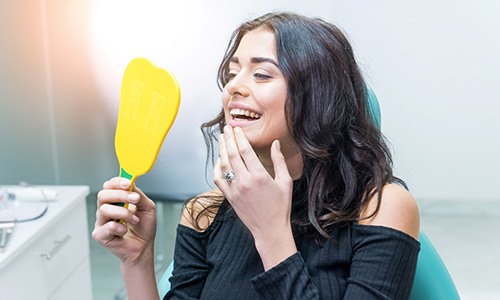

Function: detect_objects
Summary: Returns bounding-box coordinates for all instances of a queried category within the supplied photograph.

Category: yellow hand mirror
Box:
[115,58,181,202]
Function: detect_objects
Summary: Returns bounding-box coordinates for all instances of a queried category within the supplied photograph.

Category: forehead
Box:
[234,28,277,60]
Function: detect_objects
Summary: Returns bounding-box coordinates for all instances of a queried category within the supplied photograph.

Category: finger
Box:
[233,127,265,174]
[223,126,248,173]
[92,220,128,245]
[271,140,292,183]
[97,188,140,208]
[218,133,232,173]
[103,177,133,191]
[95,203,140,226]
[128,185,155,211]
[217,133,235,188]
[213,157,230,194]
[213,157,223,181]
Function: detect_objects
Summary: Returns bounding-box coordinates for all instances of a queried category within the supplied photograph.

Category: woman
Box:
[93,12,420,299]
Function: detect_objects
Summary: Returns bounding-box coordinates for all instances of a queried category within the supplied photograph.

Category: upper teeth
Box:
[230,108,261,119]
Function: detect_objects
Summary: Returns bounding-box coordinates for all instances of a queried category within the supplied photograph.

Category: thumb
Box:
[271,140,292,182]
[131,185,154,211]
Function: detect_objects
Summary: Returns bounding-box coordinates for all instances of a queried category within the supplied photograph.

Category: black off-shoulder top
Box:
[165,181,420,300]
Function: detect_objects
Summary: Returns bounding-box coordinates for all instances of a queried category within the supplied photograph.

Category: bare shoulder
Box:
[358,183,420,240]
[180,189,224,232]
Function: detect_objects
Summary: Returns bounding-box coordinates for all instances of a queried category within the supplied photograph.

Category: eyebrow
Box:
[229,56,279,67]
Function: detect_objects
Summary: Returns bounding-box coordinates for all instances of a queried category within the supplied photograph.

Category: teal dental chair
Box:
[157,87,460,299]
[365,87,459,299]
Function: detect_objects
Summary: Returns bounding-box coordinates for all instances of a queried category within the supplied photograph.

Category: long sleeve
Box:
[251,252,320,299]
[163,210,419,299]
[344,224,420,299]
[163,224,212,300]
[250,224,419,300]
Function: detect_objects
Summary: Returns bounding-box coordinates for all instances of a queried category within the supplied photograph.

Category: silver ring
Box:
[223,171,236,183]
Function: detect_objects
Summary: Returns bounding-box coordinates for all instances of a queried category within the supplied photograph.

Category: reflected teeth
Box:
[230,108,261,119]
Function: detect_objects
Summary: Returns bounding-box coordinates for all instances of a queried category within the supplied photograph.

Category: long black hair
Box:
[191,12,398,239]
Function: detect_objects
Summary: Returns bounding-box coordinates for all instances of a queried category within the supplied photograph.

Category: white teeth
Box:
[230,108,261,119]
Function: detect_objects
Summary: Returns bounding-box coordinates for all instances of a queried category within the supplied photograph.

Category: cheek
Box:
[221,89,230,105]
[221,89,230,112]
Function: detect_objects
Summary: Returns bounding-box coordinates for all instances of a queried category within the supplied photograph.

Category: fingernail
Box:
[275,140,281,151]
[234,127,241,133]
[120,179,130,188]
[224,125,229,133]
[131,215,140,224]
[127,193,139,203]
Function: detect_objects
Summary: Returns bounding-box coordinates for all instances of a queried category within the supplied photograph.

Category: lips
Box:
[230,108,261,120]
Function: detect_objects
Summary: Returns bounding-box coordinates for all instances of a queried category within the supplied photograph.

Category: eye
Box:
[226,71,237,81]
[254,72,272,80]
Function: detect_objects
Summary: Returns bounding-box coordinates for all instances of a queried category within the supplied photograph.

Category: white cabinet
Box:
[0,186,92,300]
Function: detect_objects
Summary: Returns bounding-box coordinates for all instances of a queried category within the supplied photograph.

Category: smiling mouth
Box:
[230,108,261,121]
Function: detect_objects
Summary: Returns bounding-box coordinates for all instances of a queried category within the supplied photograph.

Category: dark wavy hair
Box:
[190,12,398,239]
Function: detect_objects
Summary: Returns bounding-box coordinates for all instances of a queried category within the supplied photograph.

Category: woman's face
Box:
[222,28,294,155]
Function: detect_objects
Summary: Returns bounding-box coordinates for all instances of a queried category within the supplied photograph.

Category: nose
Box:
[225,73,250,97]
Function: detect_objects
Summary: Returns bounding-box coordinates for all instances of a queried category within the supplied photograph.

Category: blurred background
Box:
[1,0,499,299]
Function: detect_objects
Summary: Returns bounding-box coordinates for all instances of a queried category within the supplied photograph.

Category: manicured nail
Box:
[120,179,130,188]
[128,193,139,203]
[275,140,281,151]
[234,127,241,134]
[131,215,140,224]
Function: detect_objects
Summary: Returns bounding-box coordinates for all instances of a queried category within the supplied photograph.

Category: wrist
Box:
[120,243,155,270]
[120,246,159,300]
[254,227,297,271]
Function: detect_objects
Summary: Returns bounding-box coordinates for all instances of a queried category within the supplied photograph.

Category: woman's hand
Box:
[214,126,297,270]
[92,177,157,266]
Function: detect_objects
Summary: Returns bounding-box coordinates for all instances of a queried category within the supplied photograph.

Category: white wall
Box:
[1,0,499,202]
[332,1,500,201]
